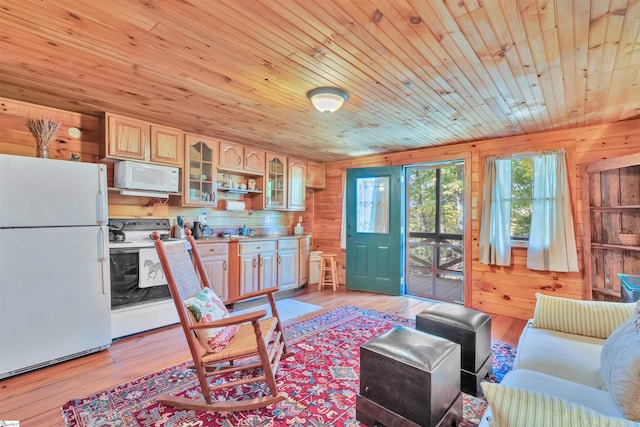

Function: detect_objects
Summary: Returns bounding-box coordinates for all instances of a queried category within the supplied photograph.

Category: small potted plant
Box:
[619,228,639,246]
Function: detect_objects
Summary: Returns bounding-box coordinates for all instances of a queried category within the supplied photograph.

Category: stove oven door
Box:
[109,247,177,338]
[109,247,171,309]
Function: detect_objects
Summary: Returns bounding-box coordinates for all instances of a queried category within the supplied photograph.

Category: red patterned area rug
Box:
[62,306,516,426]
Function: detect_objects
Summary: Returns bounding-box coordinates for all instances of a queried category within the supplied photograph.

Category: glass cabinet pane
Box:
[185,137,216,206]
[266,156,286,208]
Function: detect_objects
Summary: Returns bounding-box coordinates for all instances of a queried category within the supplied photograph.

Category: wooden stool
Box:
[318,253,338,291]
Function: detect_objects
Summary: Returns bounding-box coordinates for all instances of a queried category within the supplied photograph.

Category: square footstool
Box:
[356,326,462,427]
[416,303,492,396]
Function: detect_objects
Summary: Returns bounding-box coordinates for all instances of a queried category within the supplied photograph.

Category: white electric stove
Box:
[108,218,182,339]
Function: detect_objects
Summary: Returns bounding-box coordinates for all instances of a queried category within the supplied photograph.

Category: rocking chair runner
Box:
[151,230,293,412]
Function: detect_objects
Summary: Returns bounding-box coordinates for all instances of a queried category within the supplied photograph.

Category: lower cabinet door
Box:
[278,249,299,289]
[239,254,259,295]
[260,251,277,290]
[197,242,229,300]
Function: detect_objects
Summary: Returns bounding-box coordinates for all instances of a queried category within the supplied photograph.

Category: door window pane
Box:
[356,177,389,233]
[439,165,464,235]
[408,169,436,233]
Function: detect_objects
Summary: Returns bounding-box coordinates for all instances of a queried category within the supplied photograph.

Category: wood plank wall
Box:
[3,95,638,319]
[0,97,302,234]
[314,118,640,319]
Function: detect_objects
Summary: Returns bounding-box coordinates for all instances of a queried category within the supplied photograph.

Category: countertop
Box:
[192,234,311,243]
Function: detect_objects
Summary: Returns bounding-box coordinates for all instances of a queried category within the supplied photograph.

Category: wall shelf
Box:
[217,187,261,195]
[591,243,640,252]
[590,205,640,212]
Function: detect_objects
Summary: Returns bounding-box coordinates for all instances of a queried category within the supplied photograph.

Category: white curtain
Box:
[479,158,512,266]
[527,151,579,272]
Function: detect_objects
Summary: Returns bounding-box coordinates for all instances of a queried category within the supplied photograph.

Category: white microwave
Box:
[114,161,179,193]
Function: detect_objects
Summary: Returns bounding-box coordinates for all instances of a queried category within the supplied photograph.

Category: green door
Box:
[345,166,404,295]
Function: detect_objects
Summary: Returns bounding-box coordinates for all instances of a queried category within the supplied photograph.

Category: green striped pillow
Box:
[481,382,637,427]
[532,293,635,339]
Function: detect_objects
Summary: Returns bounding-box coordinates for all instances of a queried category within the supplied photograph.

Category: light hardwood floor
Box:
[0,286,527,427]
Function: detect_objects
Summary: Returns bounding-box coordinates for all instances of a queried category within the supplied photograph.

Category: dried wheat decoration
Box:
[25,117,61,158]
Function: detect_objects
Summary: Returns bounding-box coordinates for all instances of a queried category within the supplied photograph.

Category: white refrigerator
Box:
[0,154,111,379]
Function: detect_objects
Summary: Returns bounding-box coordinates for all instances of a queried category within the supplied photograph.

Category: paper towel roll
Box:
[224,200,246,211]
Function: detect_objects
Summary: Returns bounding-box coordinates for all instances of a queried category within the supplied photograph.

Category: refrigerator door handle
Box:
[96,165,107,225]
[98,227,106,261]
[98,227,109,295]
[96,192,105,224]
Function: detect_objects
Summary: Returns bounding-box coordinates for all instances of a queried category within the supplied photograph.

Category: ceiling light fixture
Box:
[307,87,349,114]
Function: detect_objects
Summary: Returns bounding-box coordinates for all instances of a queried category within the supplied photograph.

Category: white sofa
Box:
[479,293,639,427]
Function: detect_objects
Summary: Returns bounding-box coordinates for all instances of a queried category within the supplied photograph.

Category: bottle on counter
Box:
[294,223,304,235]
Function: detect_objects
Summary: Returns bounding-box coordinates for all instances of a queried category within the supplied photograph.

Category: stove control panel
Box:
[108,218,171,231]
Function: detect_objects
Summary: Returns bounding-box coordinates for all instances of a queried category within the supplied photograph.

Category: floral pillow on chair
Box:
[184,287,239,353]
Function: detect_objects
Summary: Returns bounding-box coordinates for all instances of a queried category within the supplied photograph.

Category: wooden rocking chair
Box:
[151,230,293,412]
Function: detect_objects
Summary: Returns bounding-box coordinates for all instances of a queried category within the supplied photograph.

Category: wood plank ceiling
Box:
[0,0,638,162]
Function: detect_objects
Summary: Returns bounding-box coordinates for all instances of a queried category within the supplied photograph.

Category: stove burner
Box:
[108,218,172,247]
[109,230,126,242]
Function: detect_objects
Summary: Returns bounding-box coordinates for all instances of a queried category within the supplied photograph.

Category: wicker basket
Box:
[619,233,640,246]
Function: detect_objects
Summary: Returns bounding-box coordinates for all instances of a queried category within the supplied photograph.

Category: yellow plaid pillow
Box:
[532,293,635,339]
[481,382,636,427]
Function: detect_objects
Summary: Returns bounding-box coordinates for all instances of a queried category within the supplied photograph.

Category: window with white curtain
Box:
[478,149,579,272]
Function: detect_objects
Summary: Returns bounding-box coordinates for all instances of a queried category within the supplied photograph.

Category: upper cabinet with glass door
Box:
[263,152,287,210]
[183,134,217,207]
[253,154,307,211]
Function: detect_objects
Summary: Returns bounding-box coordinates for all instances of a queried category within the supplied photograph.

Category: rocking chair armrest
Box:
[190,309,268,330]
[224,286,280,304]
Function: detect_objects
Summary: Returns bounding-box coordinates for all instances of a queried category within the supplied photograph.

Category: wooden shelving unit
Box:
[582,152,640,301]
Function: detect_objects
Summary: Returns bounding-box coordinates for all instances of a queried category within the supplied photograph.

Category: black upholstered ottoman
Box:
[416,303,492,396]
[356,326,462,427]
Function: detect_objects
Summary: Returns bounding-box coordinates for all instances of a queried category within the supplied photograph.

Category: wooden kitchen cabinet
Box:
[218,140,243,171]
[277,239,299,290]
[230,240,277,297]
[299,236,310,285]
[244,147,265,174]
[287,157,307,211]
[255,154,306,211]
[184,133,217,207]
[197,241,229,301]
[150,124,183,166]
[263,152,287,210]
[103,113,183,166]
[104,113,148,161]
[218,140,265,175]
[306,160,325,189]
